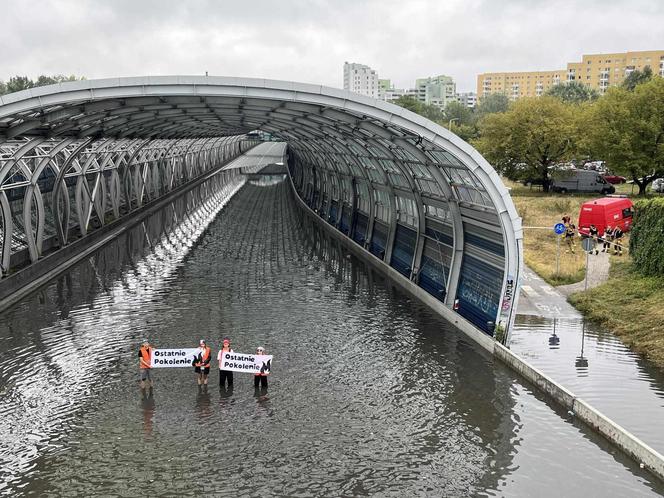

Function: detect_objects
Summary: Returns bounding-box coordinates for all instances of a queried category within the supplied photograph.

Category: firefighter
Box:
[588,224,599,255]
[602,225,614,253]
[564,218,577,254]
[613,226,624,255]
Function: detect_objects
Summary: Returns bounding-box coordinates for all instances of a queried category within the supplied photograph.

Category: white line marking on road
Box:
[521,285,540,297]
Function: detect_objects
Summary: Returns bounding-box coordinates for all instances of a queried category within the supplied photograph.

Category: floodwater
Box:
[0,174,663,496]
[511,315,664,454]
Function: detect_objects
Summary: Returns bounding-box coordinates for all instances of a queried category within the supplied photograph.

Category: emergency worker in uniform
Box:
[254,346,269,389]
[564,218,577,254]
[193,339,212,386]
[217,337,234,388]
[138,339,153,391]
[602,225,614,253]
[588,224,599,255]
[613,226,624,255]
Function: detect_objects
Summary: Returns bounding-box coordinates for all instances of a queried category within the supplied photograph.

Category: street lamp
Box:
[448,118,459,130]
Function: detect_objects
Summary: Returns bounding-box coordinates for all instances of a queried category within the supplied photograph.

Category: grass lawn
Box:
[505,180,599,285]
[569,260,664,368]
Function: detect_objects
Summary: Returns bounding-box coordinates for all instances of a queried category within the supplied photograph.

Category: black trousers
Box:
[254,375,268,388]
[219,370,233,387]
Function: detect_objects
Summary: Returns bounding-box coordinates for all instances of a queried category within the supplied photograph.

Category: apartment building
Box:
[415,75,456,109]
[343,62,379,98]
[566,50,664,92]
[477,49,664,100]
[478,70,565,100]
[456,92,477,108]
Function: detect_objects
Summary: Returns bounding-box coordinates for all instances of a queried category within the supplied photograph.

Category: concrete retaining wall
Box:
[287,173,664,483]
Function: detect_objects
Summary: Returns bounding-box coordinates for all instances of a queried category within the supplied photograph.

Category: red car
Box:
[602,174,627,184]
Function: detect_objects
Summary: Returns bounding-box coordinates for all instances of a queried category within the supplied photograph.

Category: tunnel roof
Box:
[0,76,523,342]
[0,76,521,227]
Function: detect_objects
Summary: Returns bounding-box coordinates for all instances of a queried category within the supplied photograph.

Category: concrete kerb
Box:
[285,172,664,484]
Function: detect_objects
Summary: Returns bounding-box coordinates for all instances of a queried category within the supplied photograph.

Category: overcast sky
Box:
[1,0,662,92]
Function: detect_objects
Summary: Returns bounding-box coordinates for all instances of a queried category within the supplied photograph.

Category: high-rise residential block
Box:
[456,92,477,108]
[477,49,664,101]
[343,62,379,98]
[415,75,456,109]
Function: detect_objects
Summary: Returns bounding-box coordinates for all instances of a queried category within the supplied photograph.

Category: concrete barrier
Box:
[287,172,664,484]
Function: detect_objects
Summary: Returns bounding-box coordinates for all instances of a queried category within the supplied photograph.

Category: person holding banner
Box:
[193,339,212,386]
[138,339,153,391]
[217,337,234,388]
[254,346,269,389]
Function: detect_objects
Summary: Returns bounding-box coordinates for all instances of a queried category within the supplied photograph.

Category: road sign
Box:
[554,223,566,235]
[582,237,595,252]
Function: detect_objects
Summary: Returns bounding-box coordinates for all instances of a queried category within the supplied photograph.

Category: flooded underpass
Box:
[1,174,663,497]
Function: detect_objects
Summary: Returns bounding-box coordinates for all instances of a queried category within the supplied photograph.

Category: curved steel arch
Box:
[0,76,522,343]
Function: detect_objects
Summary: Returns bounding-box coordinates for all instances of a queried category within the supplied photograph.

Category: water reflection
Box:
[511,313,664,454]
[0,176,661,496]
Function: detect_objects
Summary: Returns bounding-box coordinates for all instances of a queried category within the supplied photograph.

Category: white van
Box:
[551,169,615,194]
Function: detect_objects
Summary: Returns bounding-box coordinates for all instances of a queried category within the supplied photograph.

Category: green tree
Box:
[473,96,577,191]
[545,81,598,103]
[476,92,510,117]
[582,77,664,195]
[393,95,445,123]
[5,76,34,94]
[0,74,84,96]
[444,101,474,126]
[621,66,653,91]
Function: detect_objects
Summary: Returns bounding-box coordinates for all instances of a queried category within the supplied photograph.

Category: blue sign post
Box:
[553,223,565,275]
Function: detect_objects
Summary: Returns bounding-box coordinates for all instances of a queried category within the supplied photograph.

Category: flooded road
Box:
[0,175,662,496]
[511,315,664,454]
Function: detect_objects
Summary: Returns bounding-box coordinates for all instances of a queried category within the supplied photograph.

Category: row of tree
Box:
[396,68,663,194]
[0,75,83,96]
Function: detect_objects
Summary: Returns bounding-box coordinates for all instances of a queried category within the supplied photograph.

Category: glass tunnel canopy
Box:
[0,76,523,344]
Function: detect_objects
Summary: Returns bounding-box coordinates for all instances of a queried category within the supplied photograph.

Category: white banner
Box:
[220,352,272,374]
[151,348,201,368]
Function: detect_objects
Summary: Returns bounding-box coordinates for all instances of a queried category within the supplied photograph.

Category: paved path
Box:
[517,247,612,316]
[517,266,581,319]
[557,250,611,296]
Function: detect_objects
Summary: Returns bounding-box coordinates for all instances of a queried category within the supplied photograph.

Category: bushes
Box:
[630,198,664,276]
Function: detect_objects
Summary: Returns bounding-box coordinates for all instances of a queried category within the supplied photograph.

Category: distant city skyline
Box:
[1,0,663,93]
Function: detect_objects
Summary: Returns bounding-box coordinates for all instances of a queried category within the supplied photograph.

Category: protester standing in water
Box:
[138,339,153,392]
[217,337,234,388]
[254,346,269,389]
[193,339,212,387]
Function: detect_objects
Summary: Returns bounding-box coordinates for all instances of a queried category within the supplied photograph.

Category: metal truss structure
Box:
[0,76,522,343]
[0,134,253,273]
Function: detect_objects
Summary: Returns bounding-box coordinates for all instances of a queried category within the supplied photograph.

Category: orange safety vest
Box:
[196,346,211,367]
[139,346,151,369]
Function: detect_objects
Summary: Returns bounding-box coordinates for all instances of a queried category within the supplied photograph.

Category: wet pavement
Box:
[0,175,663,496]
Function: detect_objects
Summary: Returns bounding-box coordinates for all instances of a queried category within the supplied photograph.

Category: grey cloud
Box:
[0,0,662,92]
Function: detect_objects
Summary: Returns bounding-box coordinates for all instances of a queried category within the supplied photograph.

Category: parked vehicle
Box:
[602,174,627,184]
[652,178,664,193]
[577,197,634,236]
[583,161,608,174]
[551,169,615,194]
